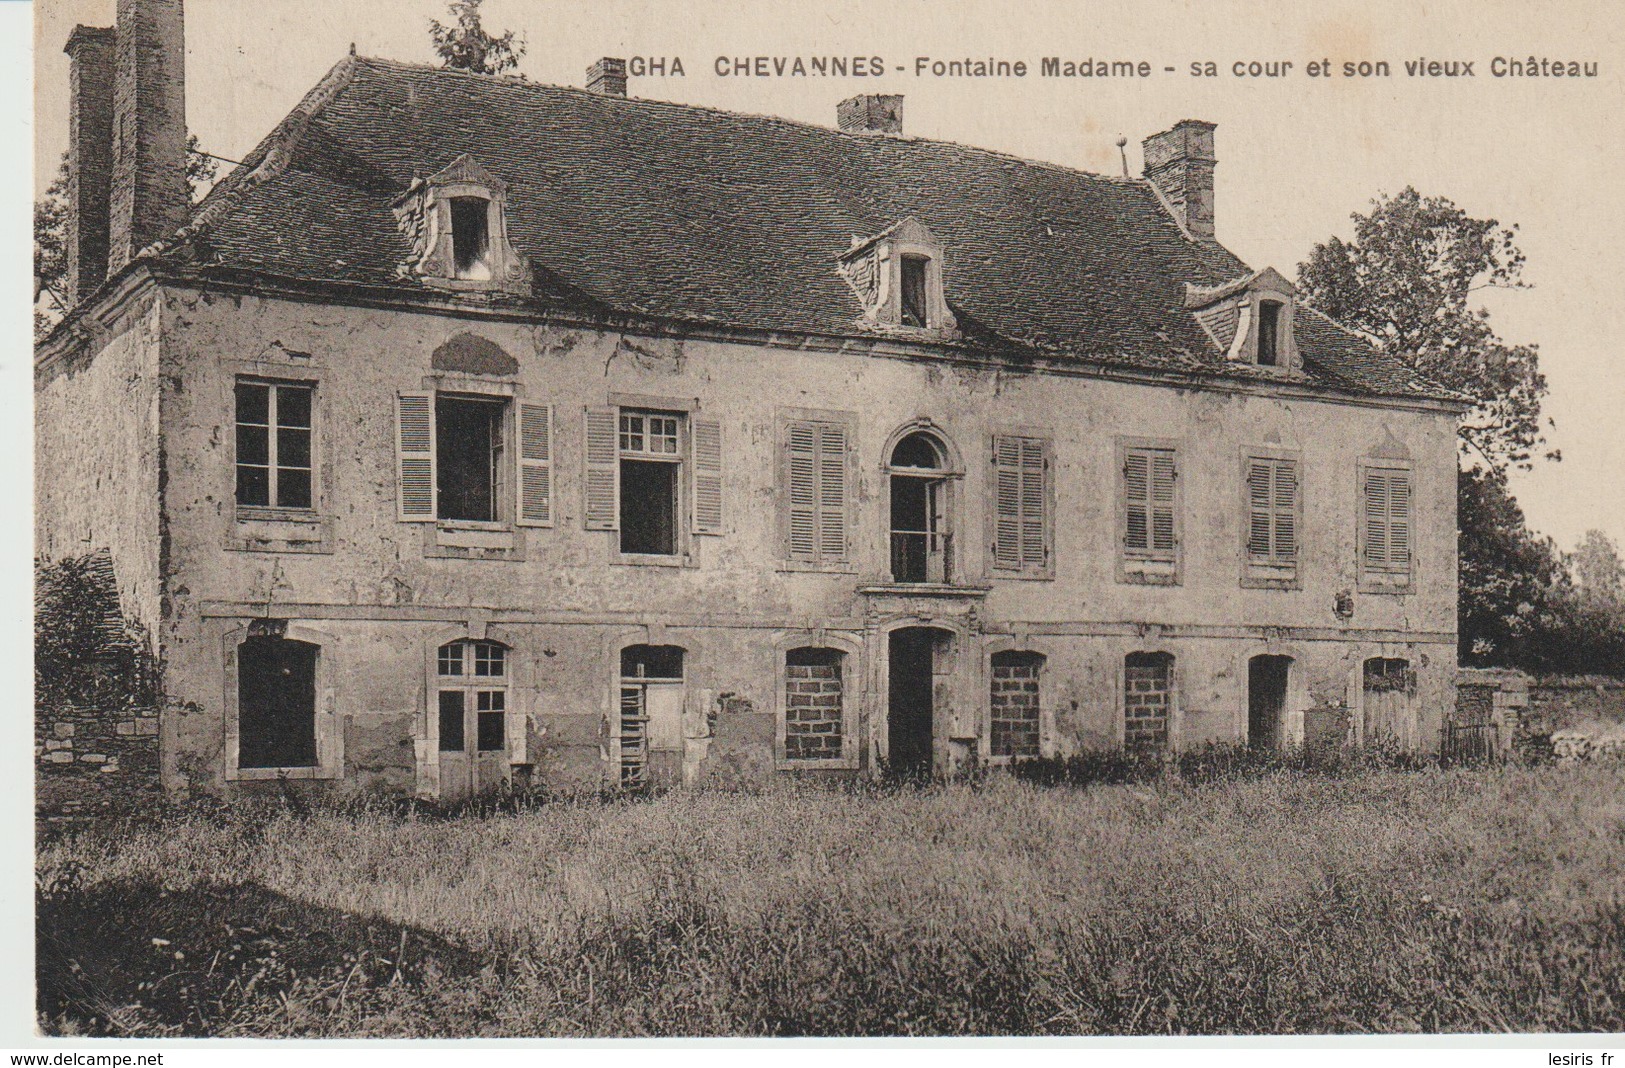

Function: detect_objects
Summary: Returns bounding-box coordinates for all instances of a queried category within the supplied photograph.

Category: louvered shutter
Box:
[515,402,553,527]
[396,392,435,521]
[786,420,848,562]
[1364,471,1390,566]
[1150,451,1177,555]
[1123,451,1150,552]
[1246,459,1273,557]
[1273,460,1298,558]
[993,435,1049,572]
[583,406,619,530]
[692,417,724,535]
[787,422,819,558]
[817,423,847,560]
[1387,472,1411,568]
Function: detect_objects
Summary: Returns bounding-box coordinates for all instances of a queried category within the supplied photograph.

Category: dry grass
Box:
[36,762,1625,1037]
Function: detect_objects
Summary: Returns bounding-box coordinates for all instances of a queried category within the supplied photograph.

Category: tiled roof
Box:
[180,56,1459,403]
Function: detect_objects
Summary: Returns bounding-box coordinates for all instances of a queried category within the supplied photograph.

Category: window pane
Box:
[277,385,312,428]
[438,643,464,676]
[277,427,311,469]
[438,690,466,752]
[277,468,312,510]
[236,465,269,507]
[237,637,317,768]
[235,382,269,426]
[619,413,644,453]
[477,710,505,752]
[236,424,269,466]
[473,642,506,677]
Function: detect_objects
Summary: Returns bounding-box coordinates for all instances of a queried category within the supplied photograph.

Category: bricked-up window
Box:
[1123,447,1177,560]
[784,647,845,761]
[1246,456,1298,562]
[450,196,492,280]
[236,381,313,509]
[785,419,849,563]
[1123,652,1174,752]
[900,255,929,327]
[1362,467,1413,578]
[237,636,318,769]
[990,651,1043,758]
[437,640,508,756]
[1256,300,1282,366]
[992,435,1050,574]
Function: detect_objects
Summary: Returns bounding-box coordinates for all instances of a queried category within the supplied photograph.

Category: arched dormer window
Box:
[839,217,958,336]
[393,154,529,294]
[1185,267,1300,371]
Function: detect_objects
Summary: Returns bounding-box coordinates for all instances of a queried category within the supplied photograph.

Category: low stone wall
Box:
[36,701,161,816]
[1454,669,1625,759]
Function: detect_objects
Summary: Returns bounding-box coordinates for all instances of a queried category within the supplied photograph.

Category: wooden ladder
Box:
[619,688,649,788]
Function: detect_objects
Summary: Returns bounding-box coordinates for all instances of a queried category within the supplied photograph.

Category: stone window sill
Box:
[613,551,695,568]
[1358,571,1414,596]
[1242,561,1301,590]
[228,765,339,782]
[1119,557,1179,586]
[423,522,525,561]
[227,511,334,555]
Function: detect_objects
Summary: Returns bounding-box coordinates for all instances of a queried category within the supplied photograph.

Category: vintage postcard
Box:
[23,0,1625,1050]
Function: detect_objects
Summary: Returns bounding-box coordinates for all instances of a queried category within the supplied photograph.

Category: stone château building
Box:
[36,1,1464,798]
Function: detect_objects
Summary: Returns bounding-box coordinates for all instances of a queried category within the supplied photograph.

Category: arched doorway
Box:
[889,431,952,583]
[887,626,954,775]
[1247,654,1293,750]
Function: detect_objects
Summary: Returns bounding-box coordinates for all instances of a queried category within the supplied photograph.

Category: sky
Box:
[31,0,1625,553]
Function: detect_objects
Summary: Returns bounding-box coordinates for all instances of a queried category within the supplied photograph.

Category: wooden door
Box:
[438,685,509,801]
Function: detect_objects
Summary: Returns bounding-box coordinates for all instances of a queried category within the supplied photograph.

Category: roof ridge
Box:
[349,53,1131,187]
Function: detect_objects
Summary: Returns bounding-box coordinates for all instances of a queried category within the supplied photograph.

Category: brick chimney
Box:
[63,26,117,301]
[838,94,903,135]
[586,57,627,97]
[107,0,189,275]
[1142,119,1217,241]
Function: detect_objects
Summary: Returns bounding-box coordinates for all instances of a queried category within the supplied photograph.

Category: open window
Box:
[395,392,552,529]
[888,429,954,584]
[391,154,528,293]
[582,403,724,557]
[838,217,957,334]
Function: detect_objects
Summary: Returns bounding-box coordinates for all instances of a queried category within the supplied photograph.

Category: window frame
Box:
[434,391,510,526]
[617,406,688,561]
[777,407,858,573]
[585,394,719,567]
[222,620,341,782]
[1239,446,1303,590]
[419,627,529,798]
[987,429,1055,581]
[1115,436,1182,586]
[1357,459,1416,594]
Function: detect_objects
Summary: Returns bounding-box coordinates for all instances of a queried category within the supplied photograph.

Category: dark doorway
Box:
[1248,655,1291,750]
[888,627,943,775]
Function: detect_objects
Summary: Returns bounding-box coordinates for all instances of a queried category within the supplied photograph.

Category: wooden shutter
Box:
[993,435,1049,572]
[691,417,724,535]
[1150,451,1177,555]
[515,402,552,527]
[786,420,848,562]
[396,392,435,521]
[1364,470,1390,567]
[583,405,619,530]
[1247,457,1298,560]
[1387,472,1411,568]
[1123,450,1150,552]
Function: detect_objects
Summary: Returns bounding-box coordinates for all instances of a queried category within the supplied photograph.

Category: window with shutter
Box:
[396,392,436,521]
[583,406,619,531]
[1361,465,1413,586]
[1242,452,1302,588]
[691,417,724,535]
[1118,440,1181,585]
[784,418,849,565]
[991,434,1051,576]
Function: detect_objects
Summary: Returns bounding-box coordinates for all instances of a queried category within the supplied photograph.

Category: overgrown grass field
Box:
[36,763,1625,1037]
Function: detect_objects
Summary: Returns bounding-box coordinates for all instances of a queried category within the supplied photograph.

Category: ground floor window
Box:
[1123,652,1173,752]
[784,647,844,762]
[237,636,319,769]
[990,651,1043,759]
[620,644,685,786]
[1362,657,1414,746]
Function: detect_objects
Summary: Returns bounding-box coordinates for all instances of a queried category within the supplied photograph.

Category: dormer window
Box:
[1256,300,1282,366]
[1184,267,1301,371]
[838,217,958,336]
[450,197,492,280]
[393,154,528,294]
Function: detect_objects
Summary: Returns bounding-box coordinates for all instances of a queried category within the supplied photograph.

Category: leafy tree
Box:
[1456,467,1569,669]
[429,0,525,75]
[1568,528,1625,612]
[1298,187,1552,473]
